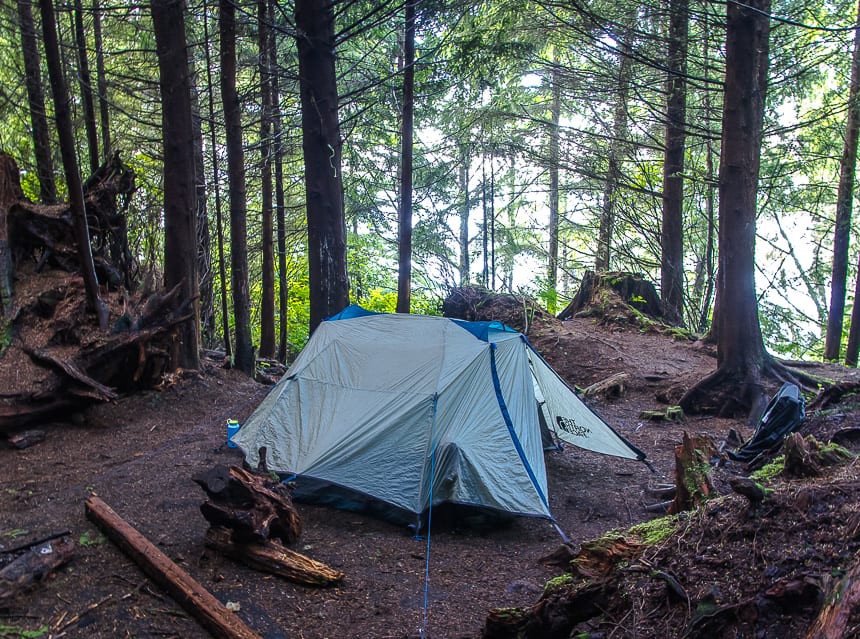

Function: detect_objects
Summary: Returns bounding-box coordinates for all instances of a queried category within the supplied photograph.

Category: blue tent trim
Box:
[325,304,381,321]
[489,343,551,513]
[325,304,518,343]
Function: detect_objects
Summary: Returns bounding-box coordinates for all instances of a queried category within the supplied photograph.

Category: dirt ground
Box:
[1,315,858,639]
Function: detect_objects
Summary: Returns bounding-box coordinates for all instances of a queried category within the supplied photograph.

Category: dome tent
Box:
[232,305,646,526]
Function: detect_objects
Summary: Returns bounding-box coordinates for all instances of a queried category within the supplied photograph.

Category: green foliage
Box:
[627,515,680,546]
[0,0,853,364]
[0,528,28,540]
[78,531,105,547]
[543,572,576,593]
[0,624,49,639]
[750,455,786,481]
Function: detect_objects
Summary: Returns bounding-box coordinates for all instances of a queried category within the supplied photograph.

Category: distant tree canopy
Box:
[0,0,858,368]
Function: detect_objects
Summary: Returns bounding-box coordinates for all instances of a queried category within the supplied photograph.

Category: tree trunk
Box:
[92,0,111,161]
[17,0,57,204]
[73,0,100,175]
[192,81,215,349]
[660,0,688,327]
[832,0,860,363]
[221,0,255,374]
[677,0,810,419]
[0,154,23,316]
[152,0,200,371]
[595,13,633,272]
[258,0,276,357]
[547,63,561,312]
[714,0,770,373]
[203,0,232,361]
[39,0,108,330]
[460,145,471,285]
[296,0,349,332]
[396,0,416,314]
[271,0,288,362]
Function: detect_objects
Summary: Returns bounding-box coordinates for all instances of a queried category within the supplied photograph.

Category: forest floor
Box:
[1,311,859,639]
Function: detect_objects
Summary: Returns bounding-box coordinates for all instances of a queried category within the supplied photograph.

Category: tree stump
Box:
[805,550,860,639]
[782,433,855,478]
[668,432,717,514]
[557,271,664,322]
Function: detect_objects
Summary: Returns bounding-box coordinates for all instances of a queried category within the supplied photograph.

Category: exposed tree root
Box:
[679,356,824,422]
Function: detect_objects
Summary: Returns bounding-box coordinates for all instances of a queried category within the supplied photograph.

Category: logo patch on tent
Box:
[556,416,590,438]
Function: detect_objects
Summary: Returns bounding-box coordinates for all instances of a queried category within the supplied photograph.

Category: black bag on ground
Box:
[728,382,805,461]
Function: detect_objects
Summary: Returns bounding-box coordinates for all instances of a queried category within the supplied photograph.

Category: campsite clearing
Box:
[1,314,859,638]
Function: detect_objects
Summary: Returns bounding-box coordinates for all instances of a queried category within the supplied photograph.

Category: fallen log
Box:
[85,495,261,639]
[482,580,614,639]
[583,372,628,399]
[204,527,343,587]
[194,465,301,545]
[0,536,75,604]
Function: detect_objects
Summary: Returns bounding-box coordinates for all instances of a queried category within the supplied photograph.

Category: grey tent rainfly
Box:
[232,305,647,532]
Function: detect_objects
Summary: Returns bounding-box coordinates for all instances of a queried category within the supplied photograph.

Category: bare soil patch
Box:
[1,315,857,639]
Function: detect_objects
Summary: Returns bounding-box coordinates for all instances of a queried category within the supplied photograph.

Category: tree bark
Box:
[460,144,471,285]
[396,0,416,314]
[203,0,232,361]
[271,0,288,362]
[595,13,633,272]
[73,0,100,175]
[221,0,255,374]
[834,0,860,364]
[677,0,812,419]
[806,550,860,639]
[152,0,200,371]
[296,0,350,332]
[0,536,75,604]
[0,154,22,316]
[258,0,276,357]
[92,0,111,161]
[39,0,108,330]
[547,63,561,312]
[191,77,215,349]
[660,0,688,327]
[17,0,57,204]
[204,527,343,587]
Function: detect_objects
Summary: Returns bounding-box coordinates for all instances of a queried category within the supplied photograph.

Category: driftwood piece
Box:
[0,536,75,603]
[85,495,262,639]
[583,372,628,399]
[806,552,860,639]
[668,432,717,514]
[205,527,343,587]
[194,466,301,545]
